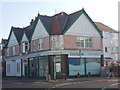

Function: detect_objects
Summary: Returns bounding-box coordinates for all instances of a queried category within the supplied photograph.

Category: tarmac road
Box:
[2,77,120,90]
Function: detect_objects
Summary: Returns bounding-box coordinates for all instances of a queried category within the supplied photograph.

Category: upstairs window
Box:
[23,42,28,53]
[32,40,35,51]
[7,48,9,56]
[38,39,43,50]
[12,46,15,55]
[85,37,92,48]
[51,35,61,48]
[105,47,107,52]
[77,36,92,48]
[112,47,119,53]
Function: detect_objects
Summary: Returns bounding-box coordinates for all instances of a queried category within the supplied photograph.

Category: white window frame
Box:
[23,42,28,53]
[7,48,9,56]
[17,63,20,72]
[32,40,35,51]
[7,64,10,73]
[77,36,92,48]
[51,35,61,48]
[38,39,43,50]
[12,46,15,55]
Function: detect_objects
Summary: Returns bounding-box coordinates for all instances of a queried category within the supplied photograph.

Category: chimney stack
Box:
[30,19,34,25]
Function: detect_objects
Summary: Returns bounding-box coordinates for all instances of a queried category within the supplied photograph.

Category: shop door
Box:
[24,66,28,77]
[56,63,61,78]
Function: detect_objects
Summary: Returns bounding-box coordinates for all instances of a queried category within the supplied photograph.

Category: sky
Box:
[0,0,119,42]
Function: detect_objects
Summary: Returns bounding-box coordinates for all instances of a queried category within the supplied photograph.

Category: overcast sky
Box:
[0,0,119,42]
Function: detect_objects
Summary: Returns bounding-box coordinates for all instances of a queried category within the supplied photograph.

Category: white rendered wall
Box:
[65,14,100,37]
[103,31,112,58]
[6,56,21,76]
[8,31,18,47]
[32,19,49,40]
[21,34,28,42]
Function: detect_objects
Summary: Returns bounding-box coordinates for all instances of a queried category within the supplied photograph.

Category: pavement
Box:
[3,76,119,83]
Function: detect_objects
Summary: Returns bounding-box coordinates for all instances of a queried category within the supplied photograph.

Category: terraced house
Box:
[4,9,103,79]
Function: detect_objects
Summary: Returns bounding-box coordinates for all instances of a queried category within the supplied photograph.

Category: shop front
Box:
[68,50,102,76]
[26,50,102,79]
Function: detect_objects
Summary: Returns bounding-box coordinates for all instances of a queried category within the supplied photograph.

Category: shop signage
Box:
[28,50,102,58]
[69,50,84,56]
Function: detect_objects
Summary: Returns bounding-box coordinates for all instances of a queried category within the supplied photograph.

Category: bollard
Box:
[77,72,80,78]
[88,72,91,77]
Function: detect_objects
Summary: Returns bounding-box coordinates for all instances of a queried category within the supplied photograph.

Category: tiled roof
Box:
[12,27,24,43]
[39,10,83,35]
[1,39,8,47]
[24,25,33,41]
[7,9,103,46]
[95,22,118,33]
[51,17,62,35]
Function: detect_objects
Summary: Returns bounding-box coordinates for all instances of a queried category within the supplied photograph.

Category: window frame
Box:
[38,39,43,50]
[77,36,92,48]
[23,42,28,53]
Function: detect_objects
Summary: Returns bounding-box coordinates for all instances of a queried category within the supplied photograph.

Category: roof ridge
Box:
[95,22,118,33]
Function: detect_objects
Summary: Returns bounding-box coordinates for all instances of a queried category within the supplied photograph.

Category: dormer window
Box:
[23,42,28,53]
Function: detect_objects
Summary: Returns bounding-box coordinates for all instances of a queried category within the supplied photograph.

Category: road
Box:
[2,77,120,90]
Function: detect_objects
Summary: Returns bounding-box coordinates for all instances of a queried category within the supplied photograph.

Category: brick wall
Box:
[43,36,50,50]
[64,35,77,49]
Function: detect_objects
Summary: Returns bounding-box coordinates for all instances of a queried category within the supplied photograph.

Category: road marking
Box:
[34,82,39,83]
[110,83,119,87]
[101,87,106,90]
[101,83,120,90]
[14,82,23,84]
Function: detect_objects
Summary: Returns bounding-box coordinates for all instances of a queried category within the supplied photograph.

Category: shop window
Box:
[17,63,20,72]
[23,42,28,53]
[77,36,92,48]
[7,64,10,73]
[38,39,43,50]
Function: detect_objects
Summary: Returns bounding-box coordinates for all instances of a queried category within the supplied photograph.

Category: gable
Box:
[65,13,100,37]
[8,31,18,47]
[21,33,28,42]
[32,19,49,40]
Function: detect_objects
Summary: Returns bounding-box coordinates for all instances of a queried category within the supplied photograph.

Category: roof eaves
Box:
[19,29,24,44]
[39,16,50,35]
[63,9,84,34]
[6,26,14,47]
[29,16,39,41]
[83,10,103,37]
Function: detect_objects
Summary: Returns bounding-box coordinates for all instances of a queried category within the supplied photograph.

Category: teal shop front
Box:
[68,50,102,76]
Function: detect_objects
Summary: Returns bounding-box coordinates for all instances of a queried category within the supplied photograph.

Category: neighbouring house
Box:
[4,9,103,79]
[0,39,8,76]
[95,22,119,66]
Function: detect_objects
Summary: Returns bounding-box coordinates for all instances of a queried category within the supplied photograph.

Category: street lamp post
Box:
[53,56,56,80]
